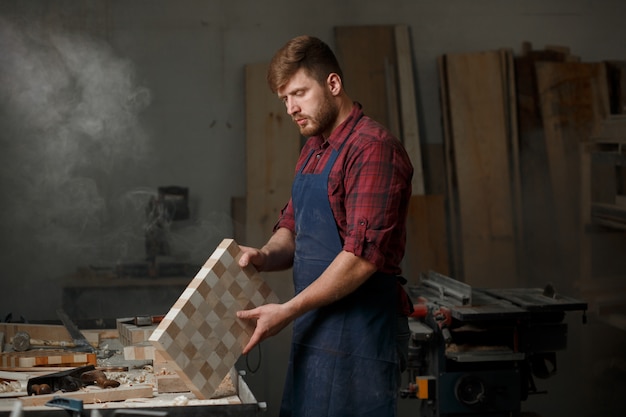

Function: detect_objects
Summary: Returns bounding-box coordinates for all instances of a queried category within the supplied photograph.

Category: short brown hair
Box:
[267,35,343,94]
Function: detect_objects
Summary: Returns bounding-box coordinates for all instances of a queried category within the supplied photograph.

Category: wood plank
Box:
[334,25,397,131]
[0,324,72,345]
[18,384,154,407]
[383,58,401,140]
[500,48,524,284]
[438,55,462,279]
[404,195,449,282]
[244,61,297,314]
[156,373,189,393]
[536,61,610,286]
[123,342,155,361]
[394,24,424,195]
[514,48,567,286]
[441,50,519,287]
[244,62,301,249]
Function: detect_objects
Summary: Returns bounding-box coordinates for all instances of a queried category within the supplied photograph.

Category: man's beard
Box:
[295,93,338,137]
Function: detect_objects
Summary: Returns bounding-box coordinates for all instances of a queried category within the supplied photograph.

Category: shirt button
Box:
[316,154,321,159]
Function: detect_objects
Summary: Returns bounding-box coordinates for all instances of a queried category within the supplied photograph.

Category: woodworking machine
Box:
[401,271,587,417]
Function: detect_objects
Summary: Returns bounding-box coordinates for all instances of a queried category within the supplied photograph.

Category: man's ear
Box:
[326,73,343,96]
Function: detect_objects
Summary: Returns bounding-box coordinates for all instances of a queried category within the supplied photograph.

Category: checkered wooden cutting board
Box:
[149,238,279,399]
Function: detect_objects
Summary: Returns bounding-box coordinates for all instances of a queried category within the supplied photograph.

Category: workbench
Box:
[0,328,265,417]
[0,376,264,417]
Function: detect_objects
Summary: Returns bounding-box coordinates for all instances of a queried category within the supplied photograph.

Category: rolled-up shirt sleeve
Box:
[274,199,295,234]
[340,135,413,271]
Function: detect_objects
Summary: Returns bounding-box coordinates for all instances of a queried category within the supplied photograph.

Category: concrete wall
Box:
[1,1,625,416]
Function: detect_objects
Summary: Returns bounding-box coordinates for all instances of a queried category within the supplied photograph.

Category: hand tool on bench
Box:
[56,309,95,354]
[27,365,94,395]
[27,365,120,395]
[11,331,78,352]
[119,315,165,327]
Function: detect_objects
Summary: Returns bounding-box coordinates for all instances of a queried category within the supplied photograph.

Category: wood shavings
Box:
[0,380,21,393]
[173,395,189,406]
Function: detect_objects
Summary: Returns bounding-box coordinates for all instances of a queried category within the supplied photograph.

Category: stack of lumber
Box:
[116,318,158,362]
[439,42,618,289]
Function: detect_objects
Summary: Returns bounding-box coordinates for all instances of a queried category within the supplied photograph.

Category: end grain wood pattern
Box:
[149,238,279,400]
[0,350,96,369]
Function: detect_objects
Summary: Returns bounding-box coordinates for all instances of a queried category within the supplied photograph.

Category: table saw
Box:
[401,271,588,417]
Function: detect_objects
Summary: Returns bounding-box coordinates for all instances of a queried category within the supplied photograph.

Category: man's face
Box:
[277,68,338,138]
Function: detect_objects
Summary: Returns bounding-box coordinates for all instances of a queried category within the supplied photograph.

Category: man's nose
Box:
[286,98,299,115]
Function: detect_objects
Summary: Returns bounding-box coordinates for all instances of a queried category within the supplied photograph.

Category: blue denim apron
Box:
[280,125,399,417]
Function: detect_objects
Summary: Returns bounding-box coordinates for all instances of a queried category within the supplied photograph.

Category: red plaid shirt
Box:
[275,103,414,275]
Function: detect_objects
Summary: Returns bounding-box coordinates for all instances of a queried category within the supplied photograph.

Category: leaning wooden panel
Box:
[514,48,567,286]
[334,25,397,132]
[245,62,301,249]
[149,239,279,400]
[405,195,449,282]
[444,50,519,287]
[536,62,610,284]
[438,55,462,279]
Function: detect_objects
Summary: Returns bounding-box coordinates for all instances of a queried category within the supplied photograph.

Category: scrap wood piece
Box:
[149,238,279,400]
[116,320,156,346]
[156,373,188,394]
[18,384,153,407]
[123,342,155,361]
[0,350,96,369]
[0,324,73,345]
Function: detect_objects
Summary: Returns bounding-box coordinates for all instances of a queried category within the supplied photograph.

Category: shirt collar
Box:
[311,102,363,151]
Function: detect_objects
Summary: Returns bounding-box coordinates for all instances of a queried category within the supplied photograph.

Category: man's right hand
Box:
[237,303,295,354]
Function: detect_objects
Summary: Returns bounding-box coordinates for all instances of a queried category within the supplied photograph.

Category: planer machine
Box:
[401,271,588,417]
